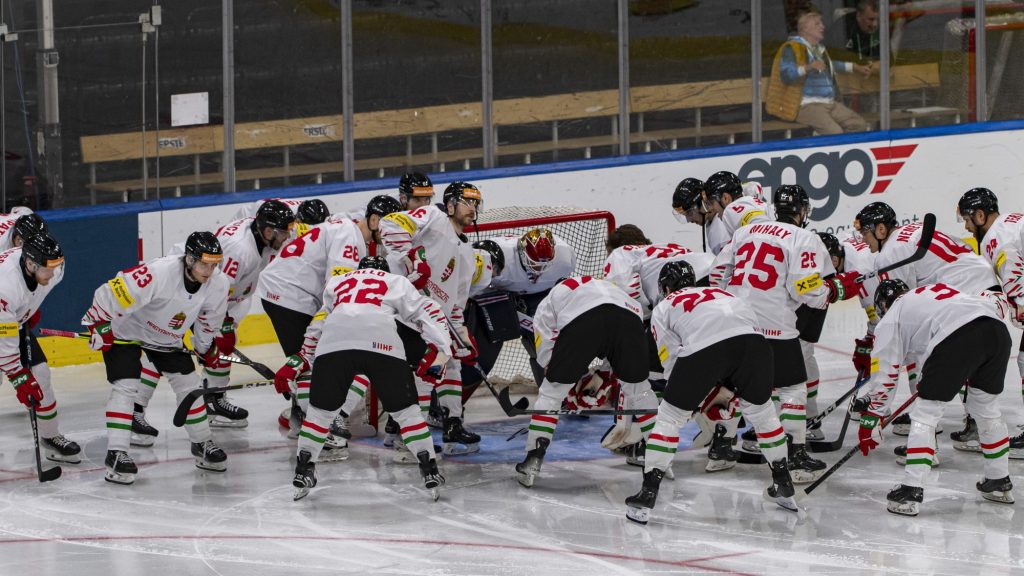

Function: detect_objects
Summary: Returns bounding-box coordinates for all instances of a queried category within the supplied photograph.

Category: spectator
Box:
[766,9,871,135]
[835,0,881,61]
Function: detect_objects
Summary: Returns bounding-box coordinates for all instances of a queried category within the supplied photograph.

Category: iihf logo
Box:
[168,312,186,330]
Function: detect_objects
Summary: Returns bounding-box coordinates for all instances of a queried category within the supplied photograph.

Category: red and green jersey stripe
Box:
[140,367,161,389]
[636,413,656,434]
[35,401,57,421]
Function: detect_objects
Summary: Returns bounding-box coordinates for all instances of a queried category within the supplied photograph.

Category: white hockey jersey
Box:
[712,222,834,340]
[82,255,229,352]
[0,248,63,376]
[256,219,366,317]
[705,196,772,255]
[875,221,997,295]
[0,207,33,252]
[488,233,575,295]
[976,212,1024,300]
[842,237,881,332]
[232,198,305,222]
[651,286,759,374]
[532,276,642,368]
[379,205,473,327]
[300,269,452,362]
[862,284,1004,415]
[603,243,713,315]
[213,217,277,321]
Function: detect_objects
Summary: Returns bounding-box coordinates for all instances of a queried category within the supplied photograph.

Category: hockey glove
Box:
[857,412,883,456]
[415,344,449,385]
[9,367,43,409]
[404,246,431,291]
[274,354,309,395]
[853,335,874,377]
[88,321,114,352]
[452,326,478,365]
[197,343,223,368]
[214,317,236,356]
[826,271,863,303]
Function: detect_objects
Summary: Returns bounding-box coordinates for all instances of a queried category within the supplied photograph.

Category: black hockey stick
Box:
[855,212,936,283]
[23,329,60,482]
[172,379,275,427]
[800,392,918,497]
[809,394,858,453]
[447,323,529,416]
[222,348,290,401]
[806,371,871,430]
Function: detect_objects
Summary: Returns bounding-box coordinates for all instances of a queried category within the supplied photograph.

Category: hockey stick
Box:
[809,394,857,453]
[855,213,936,283]
[800,392,918,497]
[228,348,276,380]
[172,379,276,427]
[39,328,141,346]
[446,322,529,416]
[806,371,871,430]
[22,329,60,482]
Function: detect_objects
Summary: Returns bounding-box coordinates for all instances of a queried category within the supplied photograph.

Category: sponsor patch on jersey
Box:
[472,253,485,285]
[384,213,418,236]
[657,344,669,364]
[794,272,822,294]
[331,266,354,276]
[0,322,18,338]
[108,277,135,308]
[168,312,187,330]
[995,250,1007,272]
[534,333,542,350]
[440,258,456,282]
[870,357,879,374]
[739,210,766,227]
[313,310,328,321]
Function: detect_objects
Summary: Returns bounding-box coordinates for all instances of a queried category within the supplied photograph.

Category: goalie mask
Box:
[518,228,556,279]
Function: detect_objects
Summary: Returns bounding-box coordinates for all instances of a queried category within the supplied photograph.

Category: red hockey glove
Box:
[9,367,43,409]
[214,317,237,356]
[27,310,41,330]
[452,328,478,365]
[274,354,310,395]
[416,344,448,385]
[705,402,735,421]
[853,335,874,377]
[404,246,431,291]
[198,343,222,367]
[857,412,883,456]
[826,271,863,303]
[88,321,114,352]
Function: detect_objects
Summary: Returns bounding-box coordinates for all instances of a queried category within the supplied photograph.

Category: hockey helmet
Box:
[443,182,483,210]
[518,228,556,276]
[297,199,330,226]
[255,199,296,231]
[357,256,390,272]
[874,278,910,318]
[957,188,999,222]
[658,260,696,294]
[817,232,843,260]
[704,171,743,201]
[13,213,47,243]
[21,232,64,269]
[472,239,504,276]
[398,172,434,199]
[673,178,704,211]
[184,231,224,265]
[773,184,811,226]
[854,202,898,234]
[365,195,403,221]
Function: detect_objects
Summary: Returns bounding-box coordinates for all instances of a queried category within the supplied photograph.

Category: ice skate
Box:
[393,435,443,464]
[287,404,304,440]
[516,437,549,488]
[623,440,645,467]
[205,392,249,428]
[191,439,227,472]
[805,421,825,442]
[383,416,399,448]
[890,412,911,436]
[950,416,981,452]
[788,438,825,484]
[886,484,923,516]
[625,468,665,525]
[977,476,1014,504]
[740,426,759,452]
[104,450,138,485]
[416,450,445,501]
[706,423,738,472]
[130,408,159,447]
[330,413,351,440]
[42,435,81,464]
[442,409,480,455]
[321,433,350,462]
[1008,430,1024,460]
[293,450,317,501]
[764,458,799,512]
[894,444,941,467]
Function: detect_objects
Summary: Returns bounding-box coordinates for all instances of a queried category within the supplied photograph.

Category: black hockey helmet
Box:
[357,256,390,272]
[21,231,64,269]
[13,213,47,242]
[672,178,704,211]
[774,184,811,226]
[874,278,910,318]
[398,172,434,199]
[854,202,898,232]
[443,181,483,209]
[472,239,504,275]
[297,199,330,225]
[365,195,403,221]
[184,231,224,265]
[818,232,843,261]
[658,260,696,295]
[957,188,999,220]
[704,171,742,200]
[255,199,296,231]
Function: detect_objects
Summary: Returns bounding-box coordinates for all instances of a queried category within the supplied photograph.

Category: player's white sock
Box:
[968,389,1010,481]
[137,357,161,408]
[106,379,137,452]
[340,375,370,416]
[414,375,432,415]
[167,372,212,444]
[33,362,60,438]
[295,373,312,415]
[297,405,336,463]
[202,356,232,388]
[903,398,944,488]
[437,357,463,418]
[390,404,436,460]
[800,340,820,420]
[775,384,808,444]
[525,380,572,450]
[739,399,788,464]
[644,402,689,473]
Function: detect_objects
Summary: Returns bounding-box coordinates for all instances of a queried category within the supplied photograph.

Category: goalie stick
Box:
[23,330,60,482]
[855,212,936,283]
[172,379,276,427]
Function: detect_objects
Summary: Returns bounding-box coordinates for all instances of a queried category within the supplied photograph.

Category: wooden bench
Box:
[81,63,943,197]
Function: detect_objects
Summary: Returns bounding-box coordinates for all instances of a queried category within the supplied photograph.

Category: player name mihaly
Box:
[747,224,793,239]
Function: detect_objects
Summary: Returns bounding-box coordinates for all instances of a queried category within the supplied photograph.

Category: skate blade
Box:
[805,430,825,442]
[625,506,650,525]
[195,458,227,472]
[886,501,920,516]
[981,491,1015,504]
[293,486,311,501]
[1008,449,1024,460]
[209,416,248,429]
[952,442,981,453]
[428,487,440,501]
[46,450,82,465]
[320,447,350,462]
[130,434,157,448]
[705,459,737,473]
[323,434,348,450]
[104,471,136,485]
[741,441,760,453]
[443,442,480,456]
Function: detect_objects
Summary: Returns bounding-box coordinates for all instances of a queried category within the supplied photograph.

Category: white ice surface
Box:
[1,300,1023,575]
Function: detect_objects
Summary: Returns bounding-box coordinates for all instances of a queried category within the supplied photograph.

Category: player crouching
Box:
[84,232,231,485]
[625,262,798,524]
[283,257,451,501]
[858,280,1014,516]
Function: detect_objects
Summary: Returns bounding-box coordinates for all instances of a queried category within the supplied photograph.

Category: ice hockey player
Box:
[380,182,479,455]
[0,212,47,252]
[699,171,771,255]
[286,256,450,501]
[397,172,436,210]
[858,279,1014,516]
[713,184,861,482]
[625,261,799,524]
[83,231,231,484]
[0,232,81,463]
[232,197,329,229]
[264,195,402,445]
[516,275,655,488]
[670,178,706,228]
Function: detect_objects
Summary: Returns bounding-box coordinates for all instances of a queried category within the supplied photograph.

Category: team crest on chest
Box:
[168,312,187,330]
[440,258,456,282]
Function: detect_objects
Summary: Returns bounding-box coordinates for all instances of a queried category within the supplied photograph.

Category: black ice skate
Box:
[624,440,645,467]
[950,416,980,452]
[131,405,159,447]
[330,413,352,440]
[805,420,825,442]
[442,409,480,455]
[740,426,759,452]
[321,432,350,462]
[205,390,249,428]
[890,412,911,436]
[788,437,826,484]
[516,437,549,488]
[706,423,739,472]
[104,450,138,485]
[764,458,799,512]
[416,450,445,501]
[191,440,227,472]
[1008,430,1024,460]
[383,416,399,448]
[293,449,317,501]
[625,468,665,525]
[42,435,81,464]
[886,483,923,516]
[977,476,1014,504]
